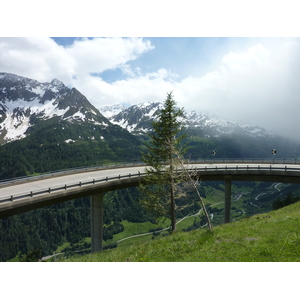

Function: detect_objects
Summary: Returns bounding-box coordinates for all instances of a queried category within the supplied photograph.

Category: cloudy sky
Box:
[1,1,300,141]
[1,36,300,140]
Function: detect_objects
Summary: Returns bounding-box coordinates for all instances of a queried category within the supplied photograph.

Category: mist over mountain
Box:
[100,101,300,160]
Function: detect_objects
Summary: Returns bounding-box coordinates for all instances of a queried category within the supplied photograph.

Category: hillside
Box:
[60,201,300,262]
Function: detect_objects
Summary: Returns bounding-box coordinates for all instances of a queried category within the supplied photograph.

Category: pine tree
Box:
[139,92,188,232]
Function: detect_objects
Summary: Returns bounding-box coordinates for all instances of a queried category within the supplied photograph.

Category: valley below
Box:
[33,179,300,262]
[1,72,300,262]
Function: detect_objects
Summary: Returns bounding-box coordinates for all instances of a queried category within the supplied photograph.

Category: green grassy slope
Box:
[61,201,300,262]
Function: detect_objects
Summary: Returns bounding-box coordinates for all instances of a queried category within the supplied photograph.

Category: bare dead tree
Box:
[167,138,213,232]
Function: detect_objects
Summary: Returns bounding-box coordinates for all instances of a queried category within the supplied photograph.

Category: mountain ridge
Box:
[1,72,299,164]
[0,73,143,179]
[99,101,272,138]
[0,72,281,146]
[0,72,110,144]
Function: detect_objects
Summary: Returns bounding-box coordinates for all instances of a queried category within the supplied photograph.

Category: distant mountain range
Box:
[99,102,270,138]
[0,72,299,175]
[0,72,273,146]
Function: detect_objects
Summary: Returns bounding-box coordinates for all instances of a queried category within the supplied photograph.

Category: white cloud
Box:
[72,68,176,106]
[173,40,300,140]
[0,37,75,83]
[0,37,153,85]
[65,37,154,76]
[221,43,269,71]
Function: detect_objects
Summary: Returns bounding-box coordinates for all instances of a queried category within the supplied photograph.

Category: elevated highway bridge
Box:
[1,159,300,252]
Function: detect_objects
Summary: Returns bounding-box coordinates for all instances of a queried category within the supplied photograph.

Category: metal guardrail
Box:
[194,158,300,164]
[0,162,147,185]
[193,165,300,172]
[0,171,147,203]
[1,158,299,185]
[1,161,300,205]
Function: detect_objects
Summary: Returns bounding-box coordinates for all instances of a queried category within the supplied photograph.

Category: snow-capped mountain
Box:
[100,102,161,134]
[100,101,270,138]
[0,72,271,146]
[0,73,109,144]
[185,110,270,137]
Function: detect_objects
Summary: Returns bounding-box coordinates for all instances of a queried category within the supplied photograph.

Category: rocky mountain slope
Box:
[0,73,142,178]
[0,72,110,145]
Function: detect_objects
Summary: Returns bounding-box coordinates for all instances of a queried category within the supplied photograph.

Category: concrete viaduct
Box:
[1,160,300,253]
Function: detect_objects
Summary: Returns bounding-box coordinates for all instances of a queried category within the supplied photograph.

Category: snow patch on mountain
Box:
[31,86,45,96]
[68,111,86,122]
[0,73,111,144]
[1,96,70,139]
[65,139,75,143]
[2,114,30,141]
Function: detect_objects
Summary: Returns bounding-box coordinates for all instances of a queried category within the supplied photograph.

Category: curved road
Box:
[0,165,146,201]
[1,162,300,199]
[1,161,300,219]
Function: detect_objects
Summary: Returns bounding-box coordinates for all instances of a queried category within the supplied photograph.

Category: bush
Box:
[273,193,300,210]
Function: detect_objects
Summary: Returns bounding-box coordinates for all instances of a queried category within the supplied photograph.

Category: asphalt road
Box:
[1,162,300,201]
[0,165,147,200]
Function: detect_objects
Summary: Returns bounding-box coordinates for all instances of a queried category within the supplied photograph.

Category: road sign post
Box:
[272,149,276,162]
[212,150,217,162]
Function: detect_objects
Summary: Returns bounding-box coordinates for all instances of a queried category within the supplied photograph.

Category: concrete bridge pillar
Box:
[224,178,232,223]
[90,193,104,253]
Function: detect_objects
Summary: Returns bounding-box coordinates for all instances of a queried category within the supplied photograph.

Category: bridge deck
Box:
[1,162,300,218]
